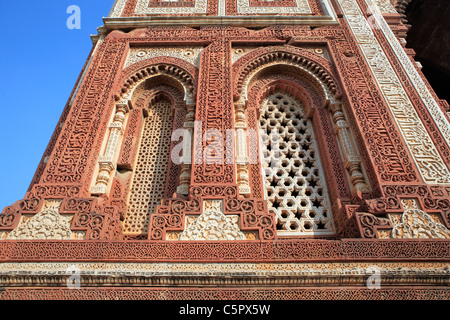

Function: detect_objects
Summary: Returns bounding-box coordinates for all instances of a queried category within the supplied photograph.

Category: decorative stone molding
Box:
[135,0,207,15]
[356,212,393,239]
[2,287,449,300]
[372,0,398,13]
[119,63,196,106]
[234,50,338,103]
[366,0,450,146]
[109,0,128,17]
[109,0,332,18]
[237,0,312,14]
[179,200,246,240]
[0,261,448,288]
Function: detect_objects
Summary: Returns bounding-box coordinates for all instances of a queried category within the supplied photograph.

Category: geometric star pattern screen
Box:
[259,92,335,236]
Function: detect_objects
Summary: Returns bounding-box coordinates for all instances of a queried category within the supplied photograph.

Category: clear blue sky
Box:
[0,1,113,210]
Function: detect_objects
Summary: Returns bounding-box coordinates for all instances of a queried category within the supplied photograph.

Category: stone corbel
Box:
[91,101,131,195]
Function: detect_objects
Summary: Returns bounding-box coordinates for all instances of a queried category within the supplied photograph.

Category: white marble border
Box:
[338,0,450,184]
[135,0,208,15]
[125,46,203,69]
[0,262,447,276]
[109,0,318,16]
[109,0,127,17]
[365,0,450,145]
[109,0,208,16]
[237,0,312,14]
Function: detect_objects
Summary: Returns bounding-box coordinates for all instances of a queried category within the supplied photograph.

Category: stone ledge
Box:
[0,262,448,287]
[100,15,339,33]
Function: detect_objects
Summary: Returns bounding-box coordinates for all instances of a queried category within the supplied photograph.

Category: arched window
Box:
[258,91,334,236]
[122,80,194,238]
[233,48,372,238]
[90,62,196,239]
[124,94,176,236]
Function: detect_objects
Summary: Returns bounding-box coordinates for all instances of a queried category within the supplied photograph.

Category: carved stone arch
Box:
[115,57,198,182]
[130,75,185,107]
[90,57,197,195]
[248,72,326,116]
[117,56,198,106]
[256,77,348,173]
[232,46,341,105]
[147,90,178,110]
[132,80,187,113]
[232,47,343,199]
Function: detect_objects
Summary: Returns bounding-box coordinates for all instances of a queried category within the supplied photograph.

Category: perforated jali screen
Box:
[124,100,174,236]
[259,92,335,236]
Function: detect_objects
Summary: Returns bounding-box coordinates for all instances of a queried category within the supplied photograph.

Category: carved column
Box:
[235,101,251,195]
[177,103,195,195]
[329,102,370,193]
[91,101,130,195]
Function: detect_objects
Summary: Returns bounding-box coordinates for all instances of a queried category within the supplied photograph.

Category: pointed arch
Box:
[233,46,341,105]
[117,56,198,106]
[91,57,198,238]
[232,46,371,237]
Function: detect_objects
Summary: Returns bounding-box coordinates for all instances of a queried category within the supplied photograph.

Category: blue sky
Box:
[0,1,113,210]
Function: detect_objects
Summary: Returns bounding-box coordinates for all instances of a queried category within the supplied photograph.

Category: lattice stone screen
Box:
[124,100,174,236]
[259,92,335,236]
